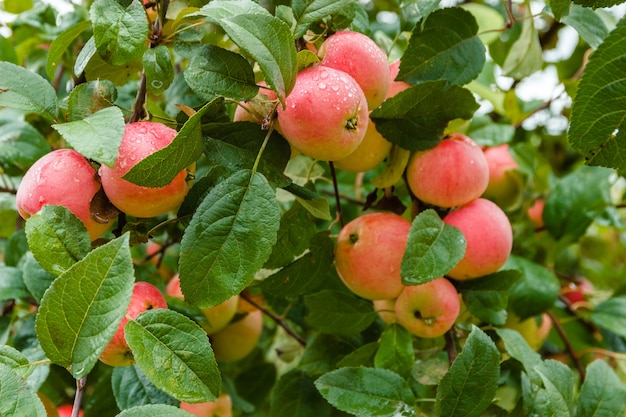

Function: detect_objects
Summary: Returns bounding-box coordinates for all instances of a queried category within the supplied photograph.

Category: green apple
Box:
[482,144,523,208]
[210,309,263,362]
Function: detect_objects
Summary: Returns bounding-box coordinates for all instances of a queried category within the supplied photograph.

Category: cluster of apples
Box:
[335,133,515,339]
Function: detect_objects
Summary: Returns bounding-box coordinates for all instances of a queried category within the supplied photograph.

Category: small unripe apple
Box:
[333,118,392,172]
[527,198,545,228]
[99,281,168,367]
[406,133,489,208]
[166,274,239,335]
[276,65,368,161]
[334,212,411,300]
[57,404,84,417]
[394,278,460,338]
[387,60,411,99]
[318,31,390,109]
[16,148,114,241]
[373,298,396,324]
[503,313,551,351]
[443,198,513,280]
[482,144,523,208]
[210,309,263,362]
[99,121,190,218]
[180,393,233,417]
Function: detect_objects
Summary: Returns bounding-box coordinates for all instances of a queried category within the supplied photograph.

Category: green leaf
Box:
[399,8,485,86]
[0,345,29,375]
[506,256,560,320]
[0,363,46,417]
[21,252,56,302]
[0,119,50,176]
[494,327,543,384]
[90,0,149,66]
[125,309,220,403]
[220,13,297,102]
[299,334,358,377]
[24,205,91,276]
[371,81,478,151]
[562,5,609,49]
[52,106,125,167]
[0,34,18,64]
[0,265,30,302]
[270,370,332,417]
[572,0,624,9]
[115,404,194,417]
[576,360,626,417]
[315,367,416,417]
[179,171,280,307]
[459,3,506,45]
[35,234,134,379]
[590,295,626,338]
[536,360,574,417]
[549,0,571,21]
[292,0,354,38]
[436,326,499,417]
[457,270,521,325]
[569,18,626,172]
[0,61,59,121]
[143,45,175,95]
[401,209,466,285]
[501,8,542,79]
[183,45,258,101]
[374,323,415,379]
[193,0,271,21]
[46,20,92,80]
[337,342,378,368]
[123,99,221,187]
[304,290,377,336]
[66,79,118,122]
[261,232,334,297]
[543,166,612,241]
[112,365,178,410]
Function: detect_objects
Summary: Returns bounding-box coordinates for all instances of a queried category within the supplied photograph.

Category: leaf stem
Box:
[251,124,274,176]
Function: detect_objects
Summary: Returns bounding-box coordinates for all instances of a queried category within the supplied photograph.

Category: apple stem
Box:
[546,311,586,381]
[328,161,344,228]
[72,376,87,417]
[251,125,274,176]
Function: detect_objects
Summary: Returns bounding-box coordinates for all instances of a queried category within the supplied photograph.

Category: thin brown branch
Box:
[72,376,88,417]
[444,329,457,365]
[328,161,344,229]
[546,311,586,381]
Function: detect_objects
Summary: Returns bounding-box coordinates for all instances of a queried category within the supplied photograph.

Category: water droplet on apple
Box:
[318,82,326,89]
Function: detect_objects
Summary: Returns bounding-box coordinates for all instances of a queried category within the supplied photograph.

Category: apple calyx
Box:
[413,310,437,327]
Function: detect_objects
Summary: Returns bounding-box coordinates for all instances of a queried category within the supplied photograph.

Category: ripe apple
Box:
[276,65,368,161]
[406,133,489,208]
[394,278,460,338]
[16,149,114,241]
[333,118,392,172]
[210,309,263,362]
[443,198,513,280]
[334,212,411,300]
[99,121,191,218]
[57,404,84,417]
[233,81,277,124]
[373,298,396,324]
[166,274,239,335]
[386,60,411,99]
[527,198,545,228]
[99,281,168,367]
[560,278,594,309]
[482,144,523,208]
[180,393,233,417]
[318,30,390,109]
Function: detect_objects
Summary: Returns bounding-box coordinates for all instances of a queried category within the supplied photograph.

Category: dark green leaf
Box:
[21,252,56,302]
[143,45,174,95]
[506,256,560,320]
[401,209,466,285]
[0,61,59,121]
[184,45,257,101]
[271,370,332,417]
[0,364,46,417]
[569,18,626,172]
[315,367,416,417]
[304,290,376,336]
[46,20,92,80]
[494,327,543,384]
[193,0,271,21]
[299,334,358,377]
[292,0,354,38]
[371,81,478,151]
[66,79,118,122]
[125,309,220,403]
[337,342,378,368]
[576,360,626,417]
[179,171,280,307]
[25,205,91,276]
[562,5,609,49]
[112,365,178,410]
[0,119,50,175]
[52,106,125,167]
[572,0,624,9]
[457,270,521,325]
[590,295,626,338]
[35,234,134,379]
[399,8,485,85]
[374,323,415,379]
[90,0,149,65]
[115,404,194,417]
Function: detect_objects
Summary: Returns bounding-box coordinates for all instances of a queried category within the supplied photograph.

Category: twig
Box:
[328,161,344,228]
[72,376,88,417]
[444,329,457,365]
[546,311,586,381]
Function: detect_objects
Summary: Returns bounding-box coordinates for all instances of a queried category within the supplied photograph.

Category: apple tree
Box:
[1,0,626,415]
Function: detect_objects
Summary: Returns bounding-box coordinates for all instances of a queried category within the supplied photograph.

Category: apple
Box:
[210,309,263,362]
[99,121,191,218]
[406,133,489,208]
[180,393,232,417]
[276,65,368,161]
[503,313,551,351]
[334,212,411,300]
[527,198,545,228]
[99,281,168,367]
[443,198,513,280]
[318,30,390,109]
[236,289,264,313]
[373,298,396,324]
[560,278,594,309]
[16,149,114,241]
[57,404,84,417]
[394,278,460,338]
[233,81,277,124]
[333,118,392,172]
[482,144,523,208]
[386,60,411,99]
[166,274,239,335]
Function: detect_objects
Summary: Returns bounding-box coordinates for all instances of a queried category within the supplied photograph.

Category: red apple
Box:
[99,121,191,218]
[482,144,523,207]
[406,133,489,208]
[180,393,232,417]
[210,309,263,362]
[318,30,390,109]
[334,212,411,300]
[394,278,460,338]
[443,198,513,280]
[386,60,411,99]
[373,298,397,324]
[57,404,83,417]
[276,65,368,161]
[527,198,545,228]
[99,281,168,367]
[16,149,114,241]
